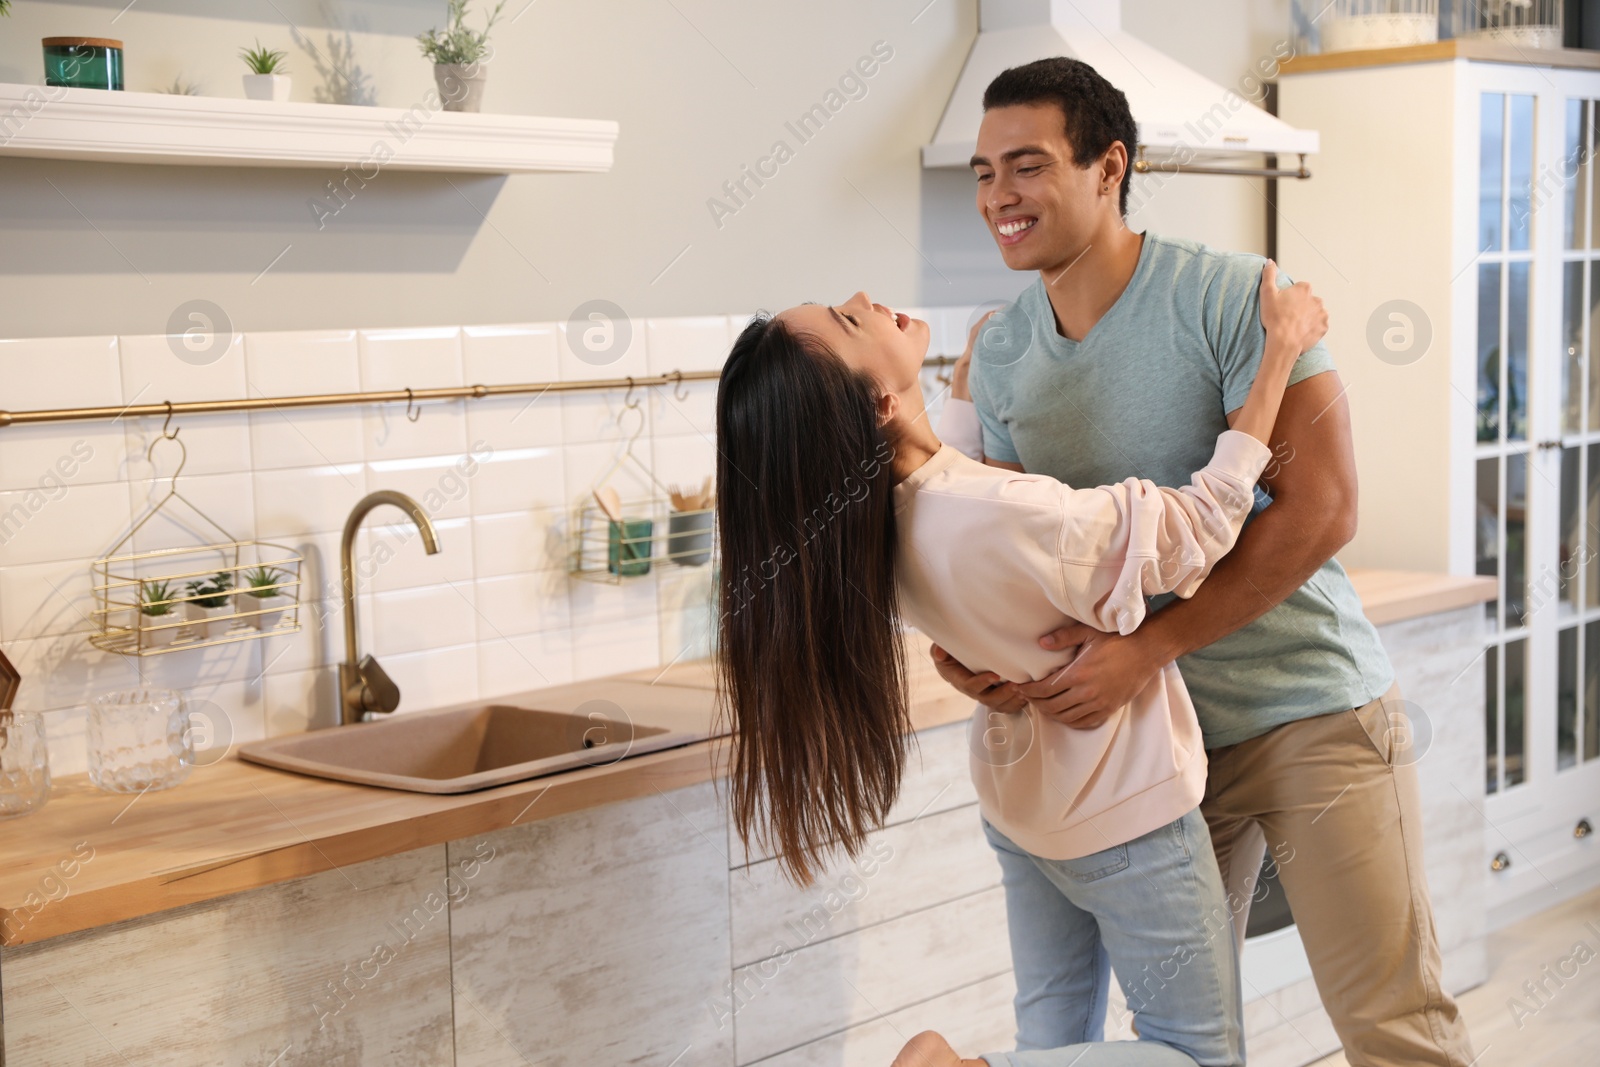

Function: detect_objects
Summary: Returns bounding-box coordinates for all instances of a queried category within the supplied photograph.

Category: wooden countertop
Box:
[1345,568,1495,626]
[0,569,1490,947]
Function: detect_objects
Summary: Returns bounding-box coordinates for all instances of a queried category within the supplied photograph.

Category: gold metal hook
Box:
[161,400,179,440]
[934,357,953,388]
[669,370,689,402]
[145,427,189,491]
[623,376,639,410]
[405,388,421,423]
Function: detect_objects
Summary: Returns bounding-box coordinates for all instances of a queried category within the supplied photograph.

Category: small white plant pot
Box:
[183,601,231,639]
[141,614,179,648]
[242,73,291,102]
[433,63,487,113]
[239,592,289,631]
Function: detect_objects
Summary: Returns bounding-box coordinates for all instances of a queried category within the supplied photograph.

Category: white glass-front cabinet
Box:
[1279,52,1600,923]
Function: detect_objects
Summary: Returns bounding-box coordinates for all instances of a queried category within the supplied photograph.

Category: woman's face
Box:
[776,292,930,395]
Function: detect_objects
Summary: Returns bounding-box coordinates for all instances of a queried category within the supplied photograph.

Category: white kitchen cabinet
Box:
[0,847,458,1066]
[1278,49,1600,923]
[446,781,736,1067]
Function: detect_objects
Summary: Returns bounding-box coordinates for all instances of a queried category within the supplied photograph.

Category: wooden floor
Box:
[1309,886,1600,1066]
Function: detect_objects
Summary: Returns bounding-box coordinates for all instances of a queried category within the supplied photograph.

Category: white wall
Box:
[0,0,1294,339]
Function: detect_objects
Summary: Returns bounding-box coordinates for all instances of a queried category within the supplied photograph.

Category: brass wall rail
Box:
[0,358,962,429]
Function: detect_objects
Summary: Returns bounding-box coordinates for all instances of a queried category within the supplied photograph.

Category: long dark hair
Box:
[715,313,911,885]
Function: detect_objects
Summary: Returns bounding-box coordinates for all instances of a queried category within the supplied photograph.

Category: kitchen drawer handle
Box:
[1578,818,1594,839]
[1490,850,1512,872]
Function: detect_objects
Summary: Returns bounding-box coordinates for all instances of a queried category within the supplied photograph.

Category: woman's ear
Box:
[875,390,900,427]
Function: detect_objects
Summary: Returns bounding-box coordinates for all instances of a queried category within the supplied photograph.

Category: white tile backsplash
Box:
[245,329,360,397]
[0,309,968,776]
[0,480,133,567]
[253,463,367,538]
[366,516,475,594]
[248,405,367,471]
[126,471,257,554]
[119,330,248,405]
[471,508,564,577]
[558,314,647,383]
[126,413,253,480]
[0,423,127,493]
[645,316,733,375]
[477,628,574,697]
[470,446,566,516]
[358,327,463,391]
[473,570,571,641]
[462,323,560,386]
[370,583,477,658]
[0,336,121,409]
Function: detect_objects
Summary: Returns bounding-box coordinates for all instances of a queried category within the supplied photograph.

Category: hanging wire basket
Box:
[87,427,304,657]
[567,382,717,584]
[90,541,304,656]
[569,496,716,585]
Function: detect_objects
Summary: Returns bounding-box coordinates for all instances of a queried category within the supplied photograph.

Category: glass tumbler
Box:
[0,712,51,819]
[87,689,194,793]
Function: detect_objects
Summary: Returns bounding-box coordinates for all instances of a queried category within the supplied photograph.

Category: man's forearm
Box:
[1138,499,1339,664]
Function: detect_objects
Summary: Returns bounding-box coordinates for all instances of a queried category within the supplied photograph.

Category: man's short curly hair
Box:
[982,58,1138,217]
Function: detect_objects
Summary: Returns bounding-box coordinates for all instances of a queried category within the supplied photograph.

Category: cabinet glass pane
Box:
[1560,626,1578,771]
[1479,263,1502,443]
[1507,452,1528,624]
[1567,100,1586,250]
[1477,456,1501,627]
[1508,261,1530,441]
[1590,444,1600,610]
[1487,644,1501,794]
[1564,261,1584,435]
[1588,620,1600,761]
[1509,95,1535,251]
[1482,93,1505,253]
[1591,99,1600,249]
[1560,446,1581,615]
[1589,262,1600,431]
[1506,637,1527,787]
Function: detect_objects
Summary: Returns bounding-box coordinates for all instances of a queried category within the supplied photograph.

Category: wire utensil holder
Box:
[89,428,303,657]
[568,384,716,585]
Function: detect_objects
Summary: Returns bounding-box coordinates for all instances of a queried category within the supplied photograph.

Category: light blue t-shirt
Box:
[969,232,1393,748]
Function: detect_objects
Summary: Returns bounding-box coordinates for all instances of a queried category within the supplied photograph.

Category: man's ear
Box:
[876,390,901,427]
[1101,141,1129,190]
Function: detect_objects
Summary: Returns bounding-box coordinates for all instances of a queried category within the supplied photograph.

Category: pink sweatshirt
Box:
[893,408,1270,860]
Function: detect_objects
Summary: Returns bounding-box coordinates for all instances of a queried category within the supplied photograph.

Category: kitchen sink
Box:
[238,679,717,794]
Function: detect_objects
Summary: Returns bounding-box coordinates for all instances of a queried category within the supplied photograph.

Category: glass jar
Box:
[42,37,124,91]
[87,689,194,793]
[0,712,51,819]
[1291,1,1441,55]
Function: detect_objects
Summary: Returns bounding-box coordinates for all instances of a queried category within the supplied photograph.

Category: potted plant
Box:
[139,580,181,648]
[184,571,235,638]
[237,566,291,631]
[239,40,290,102]
[417,0,505,113]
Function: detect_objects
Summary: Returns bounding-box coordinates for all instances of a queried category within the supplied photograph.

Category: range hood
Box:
[923,0,1319,173]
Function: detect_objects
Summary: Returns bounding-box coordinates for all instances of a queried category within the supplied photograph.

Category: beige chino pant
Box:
[1200,684,1476,1067]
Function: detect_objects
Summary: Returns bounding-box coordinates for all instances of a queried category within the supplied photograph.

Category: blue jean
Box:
[979,808,1244,1067]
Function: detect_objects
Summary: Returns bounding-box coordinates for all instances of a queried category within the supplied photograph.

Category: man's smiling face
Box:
[971,102,1109,275]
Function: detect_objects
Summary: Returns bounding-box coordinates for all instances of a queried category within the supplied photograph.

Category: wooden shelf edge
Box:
[1279,38,1600,76]
[0,82,618,174]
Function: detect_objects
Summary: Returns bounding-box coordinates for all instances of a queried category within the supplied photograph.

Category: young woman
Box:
[714,264,1326,1067]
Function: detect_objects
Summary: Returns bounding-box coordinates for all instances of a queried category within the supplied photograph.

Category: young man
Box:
[933,58,1474,1066]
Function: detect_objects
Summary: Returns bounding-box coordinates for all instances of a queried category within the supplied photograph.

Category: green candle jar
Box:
[42,37,124,91]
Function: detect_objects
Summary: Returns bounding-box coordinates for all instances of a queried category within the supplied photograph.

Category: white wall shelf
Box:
[0,82,617,174]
